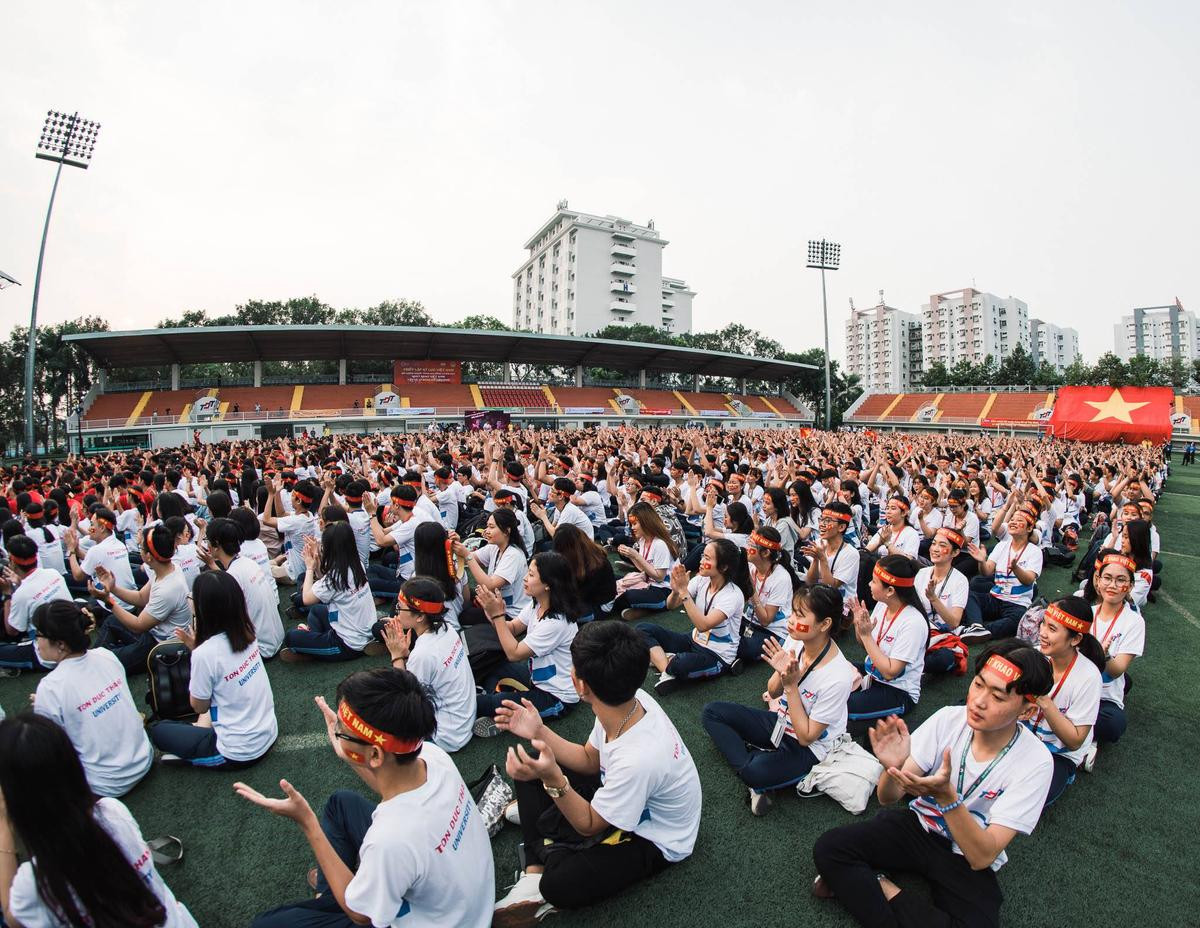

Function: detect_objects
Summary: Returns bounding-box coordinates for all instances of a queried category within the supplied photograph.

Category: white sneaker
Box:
[654,671,679,696]
[1082,742,1098,773]
[749,788,773,816]
[957,624,992,642]
[493,871,547,927]
[504,800,521,826]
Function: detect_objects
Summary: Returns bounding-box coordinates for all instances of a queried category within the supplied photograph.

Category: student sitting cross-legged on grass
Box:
[702,583,855,816]
[845,556,928,723]
[812,641,1054,928]
[492,620,702,927]
[638,538,753,695]
[236,669,495,928]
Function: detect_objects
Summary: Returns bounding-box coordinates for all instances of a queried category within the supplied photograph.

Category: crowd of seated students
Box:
[0,424,1168,927]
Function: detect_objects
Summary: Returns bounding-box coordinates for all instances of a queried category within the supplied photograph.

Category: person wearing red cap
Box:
[813,642,1054,927]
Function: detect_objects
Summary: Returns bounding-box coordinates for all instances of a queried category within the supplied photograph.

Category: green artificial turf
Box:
[3,470,1197,928]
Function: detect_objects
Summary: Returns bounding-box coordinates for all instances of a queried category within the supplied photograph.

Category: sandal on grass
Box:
[149,836,183,867]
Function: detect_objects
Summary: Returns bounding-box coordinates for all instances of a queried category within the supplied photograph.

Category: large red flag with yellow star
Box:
[1046,386,1173,443]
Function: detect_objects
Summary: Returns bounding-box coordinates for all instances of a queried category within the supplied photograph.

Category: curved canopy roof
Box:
[65,325,815,380]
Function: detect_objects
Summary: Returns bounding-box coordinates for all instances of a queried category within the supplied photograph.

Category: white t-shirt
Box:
[907,706,1053,871]
[343,743,494,928]
[1028,654,1102,764]
[190,632,277,762]
[552,501,595,539]
[863,603,927,703]
[172,542,202,592]
[276,511,318,581]
[1091,602,1145,709]
[870,524,921,559]
[748,562,793,637]
[914,566,970,631]
[408,625,476,752]
[33,649,153,798]
[348,508,373,567]
[810,540,860,601]
[768,640,855,759]
[987,538,1043,607]
[637,537,675,588]
[241,537,275,578]
[687,574,745,665]
[9,798,197,928]
[81,534,137,608]
[144,569,193,642]
[226,555,285,659]
[313,575,377,652]
[8,568,71,667]
[587,689,702,863]
[520,604,579,704]
[29,524,67,575]
[474,544,530,617]
[387,511,435,580]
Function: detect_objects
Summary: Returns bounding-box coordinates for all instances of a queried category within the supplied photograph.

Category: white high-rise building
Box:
[921,288,1030,367]
[844,294,922,392]
[1030,319,1080,372]
[1113,299,1198,362]
[512,202,694,337]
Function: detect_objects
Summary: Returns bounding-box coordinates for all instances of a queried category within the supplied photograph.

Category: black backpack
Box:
[145,640,196,722]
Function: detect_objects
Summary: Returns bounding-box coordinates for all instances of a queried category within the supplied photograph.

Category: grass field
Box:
[3,470,1197,928]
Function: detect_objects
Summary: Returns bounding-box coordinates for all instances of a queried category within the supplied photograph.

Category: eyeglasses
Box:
[334,730,372,748]
[817,517,841,526]
[1098,575,1131,588]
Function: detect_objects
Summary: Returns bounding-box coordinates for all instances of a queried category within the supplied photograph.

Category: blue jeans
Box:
[148,721,272,770]
[612,585,672,615]
[0,640,48,672]
[365,563,403,599]
[701,701,819,791]
[846,680,915,721]
[963,585,1027,638]
[1044,753,1077,807]
[1094,698,1127,744]
[284,604,364,661]
[251,791,375,928]
[638,624,727,681]
[737,623,784,662]
[94,614,156,675]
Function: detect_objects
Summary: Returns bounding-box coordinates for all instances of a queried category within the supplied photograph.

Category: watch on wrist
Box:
[543,776,571,799]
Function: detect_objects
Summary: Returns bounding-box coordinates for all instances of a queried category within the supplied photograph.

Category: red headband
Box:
[144,530,168,563]
[984,654,1022,683]
[873,563,915,587]
[821,507,852,524]
[747,532,781,551]
[393,497,417,509]
[1046,602,1091,634]
[1096,553,1136,575]
[344,495,363,504]
[445,538,458,580]
[338,701,423,755]
[935,527,965,549]
[293,489,314,504]
[94,516,114,530]
[397,592,445,615]
[10,553,38,568]
[890,498,910,511]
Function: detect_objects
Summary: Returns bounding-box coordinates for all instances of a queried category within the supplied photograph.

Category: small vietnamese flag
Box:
[1047,386,1173,444]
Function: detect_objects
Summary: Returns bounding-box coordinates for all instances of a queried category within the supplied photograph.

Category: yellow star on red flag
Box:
[1084,388,1150,424]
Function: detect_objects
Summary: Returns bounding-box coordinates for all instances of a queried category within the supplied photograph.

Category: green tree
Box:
[1090,352,1129,387]
[1164,356,1192,391]
[996,343,1036,385]
[919,361,951,388]
[1033,361,1063,386]
[971,354,998,387]
[1126,354,1165,387]
[454,315,510,331]
[948,357,976,387]
[1062,355,1092,386]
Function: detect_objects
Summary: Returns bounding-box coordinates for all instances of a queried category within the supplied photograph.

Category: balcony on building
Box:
[611,229,636,242]
[610,242,636,258]
[661,298,675,308]
[610,262,636,276]
[610,299,636,313]
[610,282,637,294]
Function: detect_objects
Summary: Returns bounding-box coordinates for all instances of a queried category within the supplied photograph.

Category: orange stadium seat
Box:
[933,393,991,422]
[986,392,1048,421]
[479,385,551,408]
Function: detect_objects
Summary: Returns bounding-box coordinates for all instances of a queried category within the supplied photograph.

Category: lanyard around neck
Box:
[957,727,1020,801]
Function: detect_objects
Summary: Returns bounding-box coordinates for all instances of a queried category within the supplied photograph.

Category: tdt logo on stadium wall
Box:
[914,403,938,423]
[373,391,401,409]
[1032,404,1054,422]
[193,396,221,419]
[1172,411,1191,432]
[729,398,752,416]
[614,393,641,414]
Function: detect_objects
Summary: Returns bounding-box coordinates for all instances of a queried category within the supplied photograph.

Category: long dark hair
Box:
[788,479,817,523]
[749,524,800,590]
[0,714,168,928]
[792,583,844,640]
[413,521,457,600]
[319,521,368,594]
[531,551,582,622]
[1047,596,1107,673]
[552,522,609,581]
[627,501,679,558]
[192,570,256,652]
[725,501,753,535]
[32,600,91,654]
[707,538,754,599]
[1125,519,1153,569]
[874,554,924,613]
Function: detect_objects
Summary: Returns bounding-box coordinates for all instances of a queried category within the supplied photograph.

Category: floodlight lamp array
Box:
[37,111,101,164]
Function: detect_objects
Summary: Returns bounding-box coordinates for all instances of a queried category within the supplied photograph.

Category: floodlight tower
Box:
[26,111,101,455]
[806,239,841,429]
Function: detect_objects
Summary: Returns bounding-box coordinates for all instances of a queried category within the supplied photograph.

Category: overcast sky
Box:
[2,1,1196,364]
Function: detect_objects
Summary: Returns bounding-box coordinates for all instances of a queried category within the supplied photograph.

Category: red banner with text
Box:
[393,360,462,384]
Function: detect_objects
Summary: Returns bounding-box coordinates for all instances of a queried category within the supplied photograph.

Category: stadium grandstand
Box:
[64,325,816,451]
[845,385,1199,438]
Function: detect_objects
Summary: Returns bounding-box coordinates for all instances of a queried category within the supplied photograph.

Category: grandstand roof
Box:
[65,326,816,380]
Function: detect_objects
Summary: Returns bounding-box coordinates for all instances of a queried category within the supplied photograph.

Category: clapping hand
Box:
[475,584,504,619]
[888,748,955,803]
[381,619,412,661]
[669,562,689,596]
[504,740,561,785]
[868,714,912,771]
[847,596,873,638]
[494,697,544,740]
[232,779,317,829]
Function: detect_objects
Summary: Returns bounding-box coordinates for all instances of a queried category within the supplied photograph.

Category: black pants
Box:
[813,808,1003,928]
[515,767,669,909]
